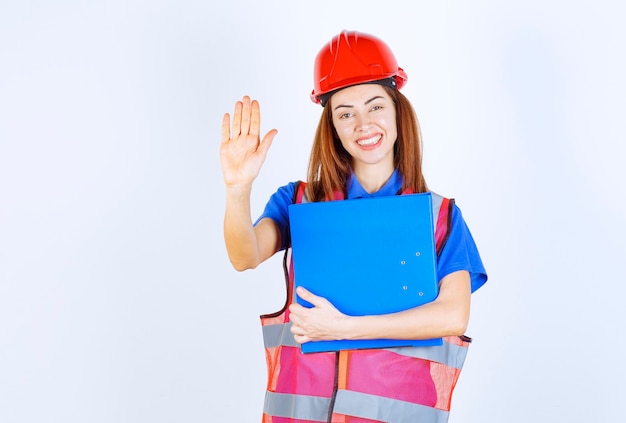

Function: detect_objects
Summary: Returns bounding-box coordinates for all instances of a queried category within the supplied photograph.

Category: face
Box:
[330,84,397,176]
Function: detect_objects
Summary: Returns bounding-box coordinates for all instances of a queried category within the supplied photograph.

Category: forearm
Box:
[340,271,471,340]
[223,184,265,270]
[344,300,468,341]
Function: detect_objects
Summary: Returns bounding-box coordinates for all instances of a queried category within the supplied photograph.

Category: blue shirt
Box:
[256,170,487,293]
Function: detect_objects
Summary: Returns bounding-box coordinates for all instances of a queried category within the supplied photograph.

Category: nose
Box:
[355,115,373,132]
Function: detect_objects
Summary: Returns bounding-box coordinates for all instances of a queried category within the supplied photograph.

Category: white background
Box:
[1,1,625,422]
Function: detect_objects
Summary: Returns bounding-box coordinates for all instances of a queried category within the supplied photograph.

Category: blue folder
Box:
[288,192,442,353]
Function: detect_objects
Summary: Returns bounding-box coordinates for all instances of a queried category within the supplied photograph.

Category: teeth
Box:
[357,135,380,146]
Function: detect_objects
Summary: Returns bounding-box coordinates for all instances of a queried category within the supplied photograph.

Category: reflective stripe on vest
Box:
[263,390,449,423]
[263,322,467,370]
[263,321,299,348]
[333,390,449,423]
[264,391,331,421]
[260,181,465,423]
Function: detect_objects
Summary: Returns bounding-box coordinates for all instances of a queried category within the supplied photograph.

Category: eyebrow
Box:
[333,95,385,111]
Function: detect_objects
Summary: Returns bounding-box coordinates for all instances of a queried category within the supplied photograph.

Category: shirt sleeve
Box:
[254,181,298,251]
[436,204,488,293]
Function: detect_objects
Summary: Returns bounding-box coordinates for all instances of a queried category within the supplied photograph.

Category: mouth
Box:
[356,134,382,147]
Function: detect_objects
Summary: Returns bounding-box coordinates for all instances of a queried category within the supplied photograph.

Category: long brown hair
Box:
[305,86,428,201]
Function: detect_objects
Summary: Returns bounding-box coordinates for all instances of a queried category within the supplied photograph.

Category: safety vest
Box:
[260,182,471,423]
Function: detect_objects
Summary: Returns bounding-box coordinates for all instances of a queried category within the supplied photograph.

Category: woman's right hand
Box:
[220,96,278,188]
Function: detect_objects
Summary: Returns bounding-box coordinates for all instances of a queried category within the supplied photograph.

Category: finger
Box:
[221,113,231,144]
[232,99,243,137]
[290,323,302,335]
[240,96,251,135]
[288,302,305,320]
[249,99,261,137]
[290,325,309,343]
[293,334,309,345]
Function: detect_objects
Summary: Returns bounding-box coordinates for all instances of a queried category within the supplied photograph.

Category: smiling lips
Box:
[356,134,382,147]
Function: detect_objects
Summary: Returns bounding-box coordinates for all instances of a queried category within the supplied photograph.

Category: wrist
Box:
[340,315,360,341]
[225,183,253,198]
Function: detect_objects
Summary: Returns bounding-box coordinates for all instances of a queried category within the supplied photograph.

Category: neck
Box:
[352,164,395,194]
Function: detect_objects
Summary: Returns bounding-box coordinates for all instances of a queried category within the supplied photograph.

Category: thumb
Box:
[258,129,278,156]
[296,286,320,305]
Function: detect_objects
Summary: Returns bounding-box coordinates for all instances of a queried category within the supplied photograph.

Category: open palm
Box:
[220,96,277,187]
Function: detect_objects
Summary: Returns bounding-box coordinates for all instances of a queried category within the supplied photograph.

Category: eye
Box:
[338,111,353,119]
[370,105,383,112]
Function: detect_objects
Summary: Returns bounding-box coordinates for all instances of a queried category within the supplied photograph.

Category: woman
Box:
[221,30,487,423]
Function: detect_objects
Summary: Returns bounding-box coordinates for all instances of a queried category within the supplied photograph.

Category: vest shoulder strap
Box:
[294,180,307,204]
[430,192,455,257]
[283,181,307,250]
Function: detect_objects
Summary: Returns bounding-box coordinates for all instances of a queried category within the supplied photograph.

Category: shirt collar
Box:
[346,169,403,199]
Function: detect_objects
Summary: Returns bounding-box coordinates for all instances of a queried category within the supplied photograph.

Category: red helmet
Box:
[310,30,408,105]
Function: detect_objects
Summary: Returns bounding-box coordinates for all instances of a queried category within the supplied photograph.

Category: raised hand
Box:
[220,96,278,188]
